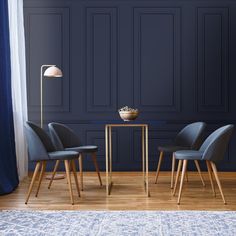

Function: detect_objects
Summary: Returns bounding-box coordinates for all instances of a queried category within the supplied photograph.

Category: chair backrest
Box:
[25,122,55,161]
[48,122,82,150]
[199,125,234,162]
[175,122,206,149]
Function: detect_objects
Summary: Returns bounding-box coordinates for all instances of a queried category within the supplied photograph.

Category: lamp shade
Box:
[43,66,63,78]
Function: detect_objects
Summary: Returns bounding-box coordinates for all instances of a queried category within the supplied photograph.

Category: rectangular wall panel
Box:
[86,7,118,112]
[24,7,70,113]
[133,8,181,112]
[197,8,229,112]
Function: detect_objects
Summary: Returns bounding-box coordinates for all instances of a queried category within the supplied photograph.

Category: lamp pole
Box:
[40,64,64,180]
[40,65,56,128]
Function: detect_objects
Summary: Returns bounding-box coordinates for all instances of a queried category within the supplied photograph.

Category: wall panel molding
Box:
[133,7,181,112]
[24,7,70,113]
[85,7,118,113]
[196,7,229,112]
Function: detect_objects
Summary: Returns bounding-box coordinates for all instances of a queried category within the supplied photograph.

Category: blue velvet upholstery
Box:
[25,122,50,161]
[25,122,78,161]
[65,146,98,153]
[174,150,204,160]
[174,125,234,163]
[175,122,206,149]
[158,122,206,152]
[158,145,190,153]
[26,122,54,152]
[48,122,98,154]
[48,151,79,160]
[48,123,82,150]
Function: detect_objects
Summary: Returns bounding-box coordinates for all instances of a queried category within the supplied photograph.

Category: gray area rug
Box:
[0,210,236,235]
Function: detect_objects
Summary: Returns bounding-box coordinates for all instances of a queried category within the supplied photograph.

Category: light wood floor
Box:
[0,172,236,211]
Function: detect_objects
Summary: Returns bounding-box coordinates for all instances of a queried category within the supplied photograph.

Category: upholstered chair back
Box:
[175,122,206,149]
[25,122,55,161]
[200,125,234,162]
[48,122,82,150]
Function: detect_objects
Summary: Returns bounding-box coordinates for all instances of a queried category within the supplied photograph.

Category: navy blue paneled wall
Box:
[24,0,236,171]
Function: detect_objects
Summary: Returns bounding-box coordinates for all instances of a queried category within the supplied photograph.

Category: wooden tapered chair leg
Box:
[92,152,102,186]
[48,160,60,189]
[177,160,188,205]
[185,170,189,182]
[171,154,176,189]
[194,160,205,187]
[155,151,164,184]
[64,160,74,205]
[78,154,83,191]
[71,159,80,197]
[173,160,183,196]
[35,161,46,197]
[210,162,226,204]
[25,162,41,204]
[206,160,216,197]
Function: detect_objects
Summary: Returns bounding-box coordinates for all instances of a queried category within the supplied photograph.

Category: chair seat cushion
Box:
[65,145,98,153]
[48,151,79,160]
[158,145,190,153]
[174,150,204,160]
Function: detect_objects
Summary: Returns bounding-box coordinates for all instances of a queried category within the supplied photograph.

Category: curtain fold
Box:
[0,0,19,194]
[8,0,28,180]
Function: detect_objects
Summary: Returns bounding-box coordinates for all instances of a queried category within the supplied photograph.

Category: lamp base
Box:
[45,174,65,180]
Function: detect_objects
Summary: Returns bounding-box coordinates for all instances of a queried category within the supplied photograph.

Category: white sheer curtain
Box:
[8,0,28,180]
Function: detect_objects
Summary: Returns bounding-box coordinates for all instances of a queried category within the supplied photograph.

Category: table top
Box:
[105,123,148,127]
[90,120,166,126]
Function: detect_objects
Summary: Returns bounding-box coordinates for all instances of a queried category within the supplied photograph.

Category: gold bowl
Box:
[119,111,139,121]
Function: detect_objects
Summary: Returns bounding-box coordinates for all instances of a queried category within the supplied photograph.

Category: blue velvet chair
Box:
[48,122,102,190]
[155,122,206,188]
[25,122,80,205]
[173,124,234,205]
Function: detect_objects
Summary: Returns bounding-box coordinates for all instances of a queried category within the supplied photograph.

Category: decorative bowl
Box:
[119,111,139,121]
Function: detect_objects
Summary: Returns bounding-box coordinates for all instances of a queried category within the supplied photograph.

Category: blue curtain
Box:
[0,0,19,194]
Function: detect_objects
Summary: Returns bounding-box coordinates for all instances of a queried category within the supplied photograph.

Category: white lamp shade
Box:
[43,66,63,78]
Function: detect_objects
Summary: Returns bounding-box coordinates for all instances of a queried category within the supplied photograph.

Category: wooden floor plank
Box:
[0,172,236,211]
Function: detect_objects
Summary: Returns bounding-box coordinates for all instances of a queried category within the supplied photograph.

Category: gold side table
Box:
[105,124,150,197]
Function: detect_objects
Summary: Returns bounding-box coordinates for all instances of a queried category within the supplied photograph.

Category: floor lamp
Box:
[40,65,65,180]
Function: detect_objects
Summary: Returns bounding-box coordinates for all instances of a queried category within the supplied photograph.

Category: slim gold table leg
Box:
[109,126,112,184]
[145,125,149,197]
[142,126,145,183]
[105,125,109,195]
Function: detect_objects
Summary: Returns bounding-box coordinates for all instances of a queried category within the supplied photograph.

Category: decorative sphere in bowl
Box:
[118,106,139,121]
